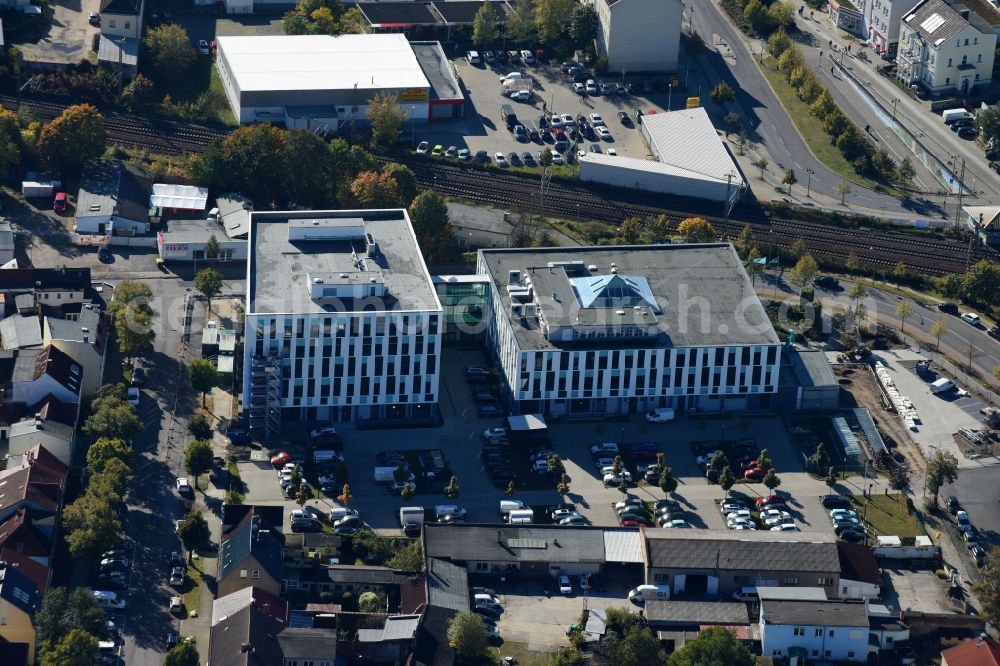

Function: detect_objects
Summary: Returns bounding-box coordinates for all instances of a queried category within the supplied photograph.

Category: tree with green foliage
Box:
[709,451,729,473]
[472,0,498,48]
[719,466,735,496]
[218,124,289,204]
[973,548,1000,625]
[897,157,916,185]
[194,267,223,313]
[743,0,772,35]
[710,81,735,105]
[506,0,537,43]
[358,591,387,613]
[667,626,754,666]
[808,441,832,472]
[387,540,425,571]
[36,588,107,649]
[766,27,792,56]
[0,109,22,179]
[188,414,212,440]
[204,234,220,260]
[763,469,781,491]
[63,491,122,556]
[608,625,664,666]
[165,640,200,666]
[977,104,1000,148]
[789,254,819,289]
[444,475,460,500]
[782,168,798,197]
[83,390,143,442]
[895,300,914,333]
[677,216,716,243]
[889,464,911,492]
[930,317,947,350]
[534,0,573,43]
[756,449,774,474]
[556,473,570,495]
[283,0,345,34]
[177,510,210,551]
[144,24,197,76]
[225,489,245,505]
[400,482,415,501]
[408,190,454,263]
[90,457,132,498]
[961,260,1000,310]
[811,90,837,120]
[366,91,407,149]
[188,358,218,407]
[184,440,214,488]
[768,1,795,29]
[659,466,678,495]
[106,281,157,358]
[383,162,418,206]
[925,450,958,503]
[447,610,490,659]
[86,437,132,474]
[570,3,598,44]
[40,627,99,666]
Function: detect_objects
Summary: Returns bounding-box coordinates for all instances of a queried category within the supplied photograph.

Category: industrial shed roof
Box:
[644,600,749,625]
[216,34,430,94]
[640,107,744,185]
[424,524,608,563]
[603,529,644,563]
[360,2,443,27]
[645,529,839,573]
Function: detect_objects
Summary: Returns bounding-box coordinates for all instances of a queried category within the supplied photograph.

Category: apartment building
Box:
[476,244,781,417]
[243,210,441,436]
[896,0,996,96]
[591,0,683,73]
[867,0,921,59]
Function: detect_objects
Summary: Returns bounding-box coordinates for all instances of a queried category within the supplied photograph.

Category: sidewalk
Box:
[801,8,1000,205]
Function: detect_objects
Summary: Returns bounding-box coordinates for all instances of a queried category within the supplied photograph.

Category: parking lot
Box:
[16,0,101,66]
[495,579,637,652]
[412,55,665,167]
[244,348,858,545]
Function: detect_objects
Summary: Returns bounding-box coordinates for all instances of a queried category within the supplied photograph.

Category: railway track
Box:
[3,92,988,274]
[392,156,993,276]
[0,94,229,155]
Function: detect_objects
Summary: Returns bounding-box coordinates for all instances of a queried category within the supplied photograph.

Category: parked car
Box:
[957,510,972,532]
[416,141,429,154]
[175,478,193,497]
[821,495,851,509]
[938,302,960,315]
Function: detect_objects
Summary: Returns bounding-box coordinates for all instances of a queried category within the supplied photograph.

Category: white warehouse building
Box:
[579,107,746,205]
[477,244,782,418]
[243,210,442,437]
[216,33,450,128]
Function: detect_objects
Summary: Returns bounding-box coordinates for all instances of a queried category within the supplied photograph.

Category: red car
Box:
[53,191,67,213]
[270,451,292,467]
[756,494,782,508]
[744,468,764,482]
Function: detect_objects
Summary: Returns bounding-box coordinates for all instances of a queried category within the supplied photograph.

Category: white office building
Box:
[896,0,996,97]
[476,244,781,417]
[243,210,442,436]
[760,599,872,662]
[591,0,683,73]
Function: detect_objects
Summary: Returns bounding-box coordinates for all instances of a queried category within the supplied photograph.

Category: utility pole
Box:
[724,172,735,220]
[954,159,967,230]
[806,168,815,198]
[350,82,358,145]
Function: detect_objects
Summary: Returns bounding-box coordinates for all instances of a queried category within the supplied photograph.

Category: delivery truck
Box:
[942,108,973,124]
[628,585,670,604]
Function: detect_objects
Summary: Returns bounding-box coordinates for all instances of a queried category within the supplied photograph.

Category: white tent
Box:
[150,183,209,211]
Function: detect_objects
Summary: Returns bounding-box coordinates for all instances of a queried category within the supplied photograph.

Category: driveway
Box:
[16,0,101,66]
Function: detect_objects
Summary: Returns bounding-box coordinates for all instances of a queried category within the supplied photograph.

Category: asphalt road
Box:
[943,466,1000,584]
[760,271,1000,399]
[691,2,915,214]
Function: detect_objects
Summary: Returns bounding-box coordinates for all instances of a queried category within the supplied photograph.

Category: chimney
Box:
[960,7,970,20]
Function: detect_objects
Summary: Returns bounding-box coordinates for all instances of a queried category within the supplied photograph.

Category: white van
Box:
[466,50,481,65]
[474,593,501,609]
[499,499,526,515]
[627,585,670,604]
[961,312,981,326]
[314,450,344,464]
[930,378,956,394]
[645,408,675,423]
[507,508,534,524]
[93,590,126,610]
[435,505,466,520]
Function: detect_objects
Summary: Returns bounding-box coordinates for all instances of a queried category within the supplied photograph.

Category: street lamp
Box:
[890,97,900,120]
[806,168,815,198]
[667,83,673,111]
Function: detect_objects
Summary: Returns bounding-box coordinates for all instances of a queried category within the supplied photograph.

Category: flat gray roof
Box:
[248,210,439,315]
[645,600,749,625]
[478,244,779,351]
[645,529,840,573]
[162,219,243,245]
[761,600,868,627]
[412,42,462,101]
[793,348,838,387]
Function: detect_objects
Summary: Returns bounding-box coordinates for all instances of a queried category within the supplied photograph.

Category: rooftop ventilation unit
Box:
[588,264,598,272]
[508,269,521,285]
